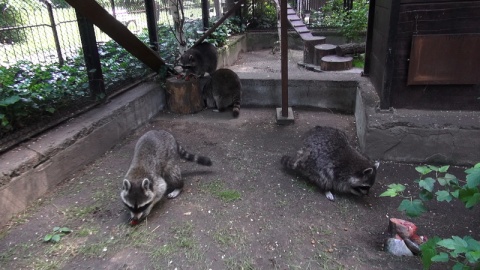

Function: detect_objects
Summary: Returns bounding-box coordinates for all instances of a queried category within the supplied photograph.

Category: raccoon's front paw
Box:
[167,189,182,199]
[325,191,335,201]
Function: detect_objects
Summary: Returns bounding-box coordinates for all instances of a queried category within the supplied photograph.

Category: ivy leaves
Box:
[380,164,480,217]
[43,227,72,243]
[380,163,480,269]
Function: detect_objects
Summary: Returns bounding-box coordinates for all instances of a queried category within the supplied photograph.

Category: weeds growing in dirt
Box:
[201,180,241,202]
[43,227,72,243]
[381,163,480,269]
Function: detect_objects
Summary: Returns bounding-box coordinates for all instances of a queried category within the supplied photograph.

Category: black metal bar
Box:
[202,0,210,30]
[46,2,64,66]
[362,0,375,76]
[281,0,288,117]
[145,0,159,51]
[65,0,165,72]
[75,9,105,100]
[381,0,401,109]
[194,0,246,47]
[110,0,116,17]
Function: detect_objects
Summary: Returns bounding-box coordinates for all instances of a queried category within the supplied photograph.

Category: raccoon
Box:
[281,126,379,201]
[180,42,218,77]
[201,68,242,117]
[121,130,212,222]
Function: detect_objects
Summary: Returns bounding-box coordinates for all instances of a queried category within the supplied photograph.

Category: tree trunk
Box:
[335,42,366,56]
[166,77,204,114]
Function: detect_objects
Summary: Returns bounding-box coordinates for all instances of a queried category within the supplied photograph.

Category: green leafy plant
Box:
[245,0,278,30]
[206,17,246,47]
[381,163,480,269]
[43,227,72,243]
[311,0,368,42]
[0,1,27,44]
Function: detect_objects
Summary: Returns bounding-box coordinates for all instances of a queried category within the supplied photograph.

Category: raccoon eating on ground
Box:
[121,130,212,223]
[179,42,218,78]
[201,68,242,117]
[281,126,379,201]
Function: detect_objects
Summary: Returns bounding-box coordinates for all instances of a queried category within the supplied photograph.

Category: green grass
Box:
[212,226,245,247]
[200,180,242,202]
[352,54,365,68]
[224,257,256,270]
[65,204,99,219]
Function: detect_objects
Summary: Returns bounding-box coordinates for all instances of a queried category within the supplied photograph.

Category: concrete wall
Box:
[217,35,247,68]
[355,81,480,166]
[0,82,165,228]
[240,73,357,113]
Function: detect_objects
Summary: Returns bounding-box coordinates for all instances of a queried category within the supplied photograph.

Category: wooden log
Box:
[302,36,326,64]
[320,55,353,71]
[314,44,336,65]
[166,77,204,114]
[335,42,366,56]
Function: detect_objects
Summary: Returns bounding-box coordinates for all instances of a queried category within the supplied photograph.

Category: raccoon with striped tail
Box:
[121,130,212,224]
[281,126,379,201]
[201,68,242,118]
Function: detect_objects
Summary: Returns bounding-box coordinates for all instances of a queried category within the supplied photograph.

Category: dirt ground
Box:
[1,108,479,270]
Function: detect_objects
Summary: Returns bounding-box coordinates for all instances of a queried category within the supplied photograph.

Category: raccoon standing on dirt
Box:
[180,42,218,77]
[121,130,212,223]
[281,126,379,201]
[201,68,242,117]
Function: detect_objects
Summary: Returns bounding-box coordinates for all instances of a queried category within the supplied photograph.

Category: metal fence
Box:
[0,0,205,67]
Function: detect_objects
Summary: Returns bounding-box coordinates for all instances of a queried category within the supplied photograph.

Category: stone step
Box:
[320,55,353,71]
[314,44,337,65]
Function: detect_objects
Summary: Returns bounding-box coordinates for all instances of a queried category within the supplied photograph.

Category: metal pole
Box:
[66,0,165,72]
[280,0,288,117]
[75,9,105,100]
[46,2,64,66]
[201,0,209,30]
[194,0,246,47]
[145,0,159,51]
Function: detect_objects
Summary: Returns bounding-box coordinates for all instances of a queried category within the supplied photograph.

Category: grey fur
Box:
[281,126,378,201]
[121,130,212,221]
[180,42,218,77]
[201,68,242,117]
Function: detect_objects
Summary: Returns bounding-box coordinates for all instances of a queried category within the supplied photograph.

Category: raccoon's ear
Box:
[122,179,131,191]
[142,178,153,191]
[363,168,374,176]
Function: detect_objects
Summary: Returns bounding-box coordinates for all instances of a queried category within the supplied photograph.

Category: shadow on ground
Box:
[0,108,478,269]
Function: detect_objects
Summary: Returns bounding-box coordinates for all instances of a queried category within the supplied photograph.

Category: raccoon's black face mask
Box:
[123,202,152,221]
[350,165,378,196]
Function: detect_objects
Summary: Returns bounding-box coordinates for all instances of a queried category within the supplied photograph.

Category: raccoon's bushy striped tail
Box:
[281,155,297,170]
[178,145,212,166]
[232,100,240,118]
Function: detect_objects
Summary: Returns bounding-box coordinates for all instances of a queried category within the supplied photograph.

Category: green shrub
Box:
[0,1,27,44]
[0,60,89,132]
[245,0,278,30]
[310,0,368,42]
[381,164,480,269]
[206,16,246,47]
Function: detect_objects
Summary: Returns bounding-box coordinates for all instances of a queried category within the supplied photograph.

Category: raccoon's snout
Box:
[352,185,371,196]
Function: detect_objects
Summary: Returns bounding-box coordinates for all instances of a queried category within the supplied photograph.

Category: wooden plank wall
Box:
[368,0,393,108]
[368,0,480,110]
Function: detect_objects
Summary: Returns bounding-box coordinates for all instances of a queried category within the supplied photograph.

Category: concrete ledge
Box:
[218,35,246,68]
[355,81,480,166]
[0,82,165,228]
[239,72,359,113]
